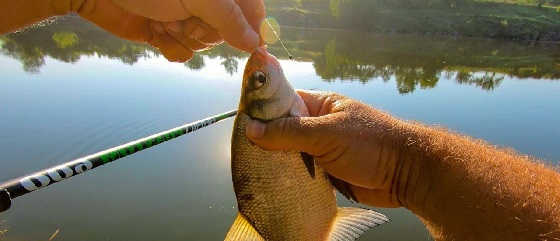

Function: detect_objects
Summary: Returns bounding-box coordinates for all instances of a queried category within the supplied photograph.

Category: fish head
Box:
[239,47,298,121]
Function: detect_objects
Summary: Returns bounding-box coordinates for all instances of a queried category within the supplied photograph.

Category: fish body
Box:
[226,48,387,241]
[231,114,337,240]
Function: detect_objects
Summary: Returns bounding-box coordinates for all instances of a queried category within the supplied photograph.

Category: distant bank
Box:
[265,0,560,42]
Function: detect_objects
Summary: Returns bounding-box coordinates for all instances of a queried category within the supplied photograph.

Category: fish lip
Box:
[252,47,280,68]
[254,46,268,57]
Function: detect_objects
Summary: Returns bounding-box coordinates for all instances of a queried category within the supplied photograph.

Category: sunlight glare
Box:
[260,17,281,44]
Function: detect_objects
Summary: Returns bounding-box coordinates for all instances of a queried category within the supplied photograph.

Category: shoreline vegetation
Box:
[1,17,559,94]
[265,0,560,41]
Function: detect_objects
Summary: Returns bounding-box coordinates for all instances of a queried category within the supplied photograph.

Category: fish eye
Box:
[251,71,267,89]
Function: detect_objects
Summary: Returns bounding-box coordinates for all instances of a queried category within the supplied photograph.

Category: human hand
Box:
[66,0,264,61]
[245,90,407,208]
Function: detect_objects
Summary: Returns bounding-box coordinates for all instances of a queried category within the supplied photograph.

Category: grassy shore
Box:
[266,0,560,41]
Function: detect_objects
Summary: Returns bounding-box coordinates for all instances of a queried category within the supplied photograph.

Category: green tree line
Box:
[265,0,560,41]
[1,17,558,94]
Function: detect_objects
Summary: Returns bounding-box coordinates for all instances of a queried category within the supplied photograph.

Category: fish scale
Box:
[225,48,388,241]
[232,113,337,241]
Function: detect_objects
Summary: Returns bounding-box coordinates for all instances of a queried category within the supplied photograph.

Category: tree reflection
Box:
[271,28,559,93]
[203,44,247,75]
[184,54,205,70]
[1,16,558,94]
[455,71,505,90]
[0,16,154,72]
[51,32,79,48]
[0,16,245,74]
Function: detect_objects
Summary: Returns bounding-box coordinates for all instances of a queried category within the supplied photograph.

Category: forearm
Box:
[0,0,79,34]
[388,117,560,240]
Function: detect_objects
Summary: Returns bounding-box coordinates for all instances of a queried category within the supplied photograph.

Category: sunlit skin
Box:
[247,90,560,241]
[3,1,560,240]
[0,0,265,62]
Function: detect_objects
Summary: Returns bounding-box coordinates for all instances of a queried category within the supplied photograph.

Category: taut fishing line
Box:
[265,18,294,60]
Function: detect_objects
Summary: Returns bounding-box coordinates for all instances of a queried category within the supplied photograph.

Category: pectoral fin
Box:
[328,207,389,241]
[224,213,265,241]
[328,175,357,202]
[300,152,316,178]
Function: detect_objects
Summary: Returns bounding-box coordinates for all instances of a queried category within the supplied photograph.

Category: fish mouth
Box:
[239,97,293,122]
[252,47,281,68]
[238,100,270,122]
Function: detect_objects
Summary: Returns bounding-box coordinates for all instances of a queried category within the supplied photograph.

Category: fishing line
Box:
[265,19,294,60]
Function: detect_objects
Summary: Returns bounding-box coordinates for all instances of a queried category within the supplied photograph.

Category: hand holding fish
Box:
[1,0,264,61]
[246,90,406,208]
[246,89,560,241]
[230,50,389,241]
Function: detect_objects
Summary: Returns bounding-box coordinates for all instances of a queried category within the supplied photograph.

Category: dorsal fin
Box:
[224,213,265,241]
[328,207,389,241]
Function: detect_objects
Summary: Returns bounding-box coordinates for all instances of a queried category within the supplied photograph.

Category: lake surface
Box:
[0,16,559,241]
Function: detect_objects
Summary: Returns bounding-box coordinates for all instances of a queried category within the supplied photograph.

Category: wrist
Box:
[361,107,434,211]
[385,118,439,214]
[389,120,465,224]
[395,143,437,214]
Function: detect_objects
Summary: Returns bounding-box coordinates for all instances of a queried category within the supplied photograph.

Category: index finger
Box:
[182,0,264,52]
[236,0,266,46]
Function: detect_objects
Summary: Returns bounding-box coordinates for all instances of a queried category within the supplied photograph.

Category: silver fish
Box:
[225,48,388,241]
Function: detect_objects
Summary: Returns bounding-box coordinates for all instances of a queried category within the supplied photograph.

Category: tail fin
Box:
[328,207,389,241]
[224,213,265,241]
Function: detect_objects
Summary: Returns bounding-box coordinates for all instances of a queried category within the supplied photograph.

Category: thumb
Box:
[246,116,336,155]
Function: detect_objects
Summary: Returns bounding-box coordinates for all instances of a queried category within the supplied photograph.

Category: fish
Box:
[225,48,389,241]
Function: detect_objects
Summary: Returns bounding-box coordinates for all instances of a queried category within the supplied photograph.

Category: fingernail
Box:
[166,22,182,34]
[246,120,266,139]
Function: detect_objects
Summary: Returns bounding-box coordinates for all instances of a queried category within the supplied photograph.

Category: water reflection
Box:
[1,16,559,94]
[269,29,559,93]
[0,17,154,73]
[1,15,559,241]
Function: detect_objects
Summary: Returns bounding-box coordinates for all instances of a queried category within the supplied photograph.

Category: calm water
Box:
[0,16,559,241]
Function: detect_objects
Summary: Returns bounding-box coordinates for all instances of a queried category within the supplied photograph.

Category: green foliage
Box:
[0,16,247,74]
[221,58,238,75]
[329,0,341,17]
[1,16,155,72]
[267,27,559,93]
[455,72,505,90]
[2,17,559,94]
[184,54,205,70]
[198,44,246,74]
[52,32,78,48]
[266,0,560,41]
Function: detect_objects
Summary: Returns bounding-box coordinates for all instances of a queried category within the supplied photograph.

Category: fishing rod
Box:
[0,110,237,213]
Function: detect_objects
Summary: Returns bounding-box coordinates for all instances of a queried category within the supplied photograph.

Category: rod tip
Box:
[0,189,11,213]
